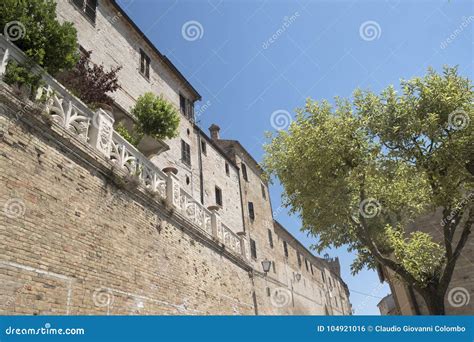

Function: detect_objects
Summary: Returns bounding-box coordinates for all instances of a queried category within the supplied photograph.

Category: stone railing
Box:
[0,34,247,260]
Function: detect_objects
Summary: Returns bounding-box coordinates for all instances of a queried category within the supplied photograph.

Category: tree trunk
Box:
[419,289,446,315]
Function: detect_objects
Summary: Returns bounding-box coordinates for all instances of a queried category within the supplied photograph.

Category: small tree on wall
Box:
[131,92,180,140]
[57,50,122,109]
[0,0,79,75]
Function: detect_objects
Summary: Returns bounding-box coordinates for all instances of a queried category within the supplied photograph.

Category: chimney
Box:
[209,124,220,141]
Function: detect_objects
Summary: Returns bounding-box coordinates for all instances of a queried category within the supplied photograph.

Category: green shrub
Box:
[115,122,143,147]
[131,92,180,140]
[0,0,78,75]
[3,60,43,93]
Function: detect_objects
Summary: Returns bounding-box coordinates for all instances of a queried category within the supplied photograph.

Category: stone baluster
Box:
[164,168,180,208]
[0,47,9,76]
[89,108,114,157]
[207,206,221,240]
[237,231,248,259]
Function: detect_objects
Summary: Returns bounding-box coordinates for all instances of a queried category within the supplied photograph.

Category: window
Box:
[248,202,255,220]
[139,49,150,79]
[297,252,302,267]
[225,162,230,176]
[179,94,194,120]
[180,94,186,115]
[181,140,191,166]
[250,239,257,259]
[322,271,326,283]
[283,241,288,258]
[215,186,222,206]
[310,264,314,275]
[261,183,266,199]
[305,259,309,272]
[272,261,276,273]
[267,229,273,248]
[200,140,207,155]
[73,0,97,23]
[266,287,271,296]
[241,162,248,181]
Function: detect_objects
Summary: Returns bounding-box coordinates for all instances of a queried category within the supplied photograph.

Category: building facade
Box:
[0,0,351,315]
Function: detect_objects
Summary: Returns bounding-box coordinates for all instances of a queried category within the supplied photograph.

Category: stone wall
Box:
[0,0,352,315]
[0,85,254,315]
[214,138,351,315]
[55,0,245,235]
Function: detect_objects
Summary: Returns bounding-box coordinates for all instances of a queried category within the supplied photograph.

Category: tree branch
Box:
[439,206,473,293]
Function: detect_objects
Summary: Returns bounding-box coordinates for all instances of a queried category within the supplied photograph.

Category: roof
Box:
[217,139,265,175]
[110,0,201,101]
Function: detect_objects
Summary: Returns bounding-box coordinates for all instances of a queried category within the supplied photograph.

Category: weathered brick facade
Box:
[0,0,351,315]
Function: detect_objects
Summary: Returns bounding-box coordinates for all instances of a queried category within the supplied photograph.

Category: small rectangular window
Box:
[272,261,276,273]
[139,49,150,79]
[322,271,326,283]
[305,258,309,271]
[241,163,248,181]
[283,241,288,258]
[267,229,273,248]
[297,252,302,267]
[261,184,266,199]
[200,140,207,155]
[266,287,271,296]
[181,140,191,166]
[248,202,255,220]
[250,238,257,259]
[225,162,230,176]
[73,0,97,23]
[215,186,222,206]
[310,264,314,275]
[180,94,186,115]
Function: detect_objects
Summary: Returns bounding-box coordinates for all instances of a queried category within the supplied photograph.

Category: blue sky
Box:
[117,0,473,315]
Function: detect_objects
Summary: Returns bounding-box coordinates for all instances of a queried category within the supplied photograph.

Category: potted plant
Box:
[129,92,179,157]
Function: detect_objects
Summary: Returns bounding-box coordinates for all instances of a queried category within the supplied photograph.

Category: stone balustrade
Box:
[0,34,247,260]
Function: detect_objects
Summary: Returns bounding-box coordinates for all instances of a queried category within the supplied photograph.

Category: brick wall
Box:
[0,86,253,315]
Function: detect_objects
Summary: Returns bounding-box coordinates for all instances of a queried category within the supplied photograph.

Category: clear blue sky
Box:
[117,0,473,315]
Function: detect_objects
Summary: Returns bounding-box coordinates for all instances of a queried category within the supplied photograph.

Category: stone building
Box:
[377,294,400,315]
[0,0,351,315]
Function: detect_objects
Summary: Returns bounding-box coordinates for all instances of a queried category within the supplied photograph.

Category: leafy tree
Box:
[264,66,473,314]
[0,0,78,75]
[131,92,180,140]
[57,50,122,108]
